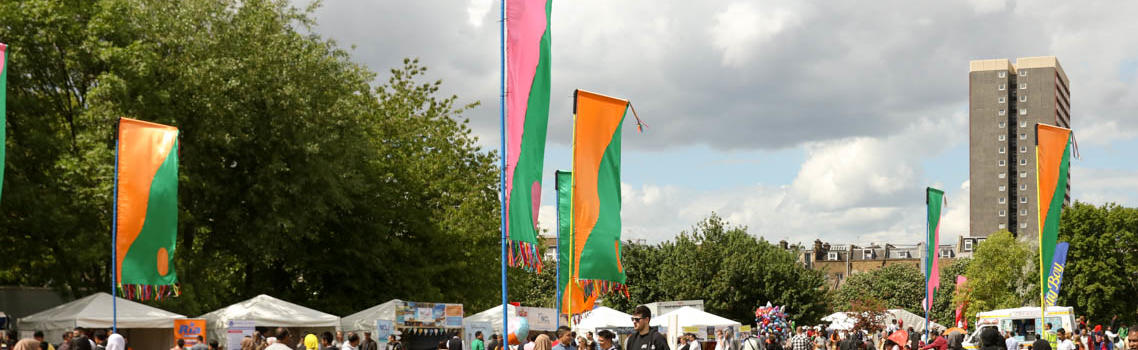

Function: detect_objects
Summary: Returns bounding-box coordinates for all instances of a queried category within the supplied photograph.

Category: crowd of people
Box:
[0,328,125,350]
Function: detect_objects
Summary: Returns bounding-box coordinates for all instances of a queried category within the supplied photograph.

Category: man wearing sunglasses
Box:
[625,306,670,350]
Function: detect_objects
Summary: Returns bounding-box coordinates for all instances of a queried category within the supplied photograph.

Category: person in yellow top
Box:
[1044,324,1058,350]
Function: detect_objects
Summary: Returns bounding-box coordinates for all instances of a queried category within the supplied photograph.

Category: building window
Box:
[999,135,1006,141]
[999,223,1007,230]
[964,240,973,251]
[999,109,1007,116]
[1020,108,1028,115]
[999,160,1006,166]
[1021,146,1028,153]
[1020,95,1028,102]
[1020,184,1027,191]
[999,84,1006,90]
[999,146,1006,153]
[827,252,838,261]
[1020,223,1028,229]
[999,197,1007,204]
[1020,171,1028,178]
[999,185,1006,192]
[1020,197,1028,204]
[1021,209,1028,216]
[1020,70,1028,76]
[1020,121,1028,128]
[1020,133,1028,140]
[999,121,1007,128]
[1020,83,1027,89]
[999,97,1006,104]
[999,172,1007,179]
[863,249,874,259]
[1020,159,1027,165]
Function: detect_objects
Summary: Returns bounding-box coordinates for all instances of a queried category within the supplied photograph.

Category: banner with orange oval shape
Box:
[115,118,180,300]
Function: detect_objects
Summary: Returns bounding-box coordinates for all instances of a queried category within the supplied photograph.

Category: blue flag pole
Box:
[498,0,509,343]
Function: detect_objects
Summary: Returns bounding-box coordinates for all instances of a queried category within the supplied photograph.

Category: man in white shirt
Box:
[266,328,293,350]
[1058,331,1076,350]
[342,333,361,350]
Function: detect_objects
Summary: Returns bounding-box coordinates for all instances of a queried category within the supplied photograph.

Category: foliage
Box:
[0,0,500,316]
[834,263,924,315]
[847,297,888,333]
[603,214,829,325]
[959,231,1035,325]
[1056,202,1138,325]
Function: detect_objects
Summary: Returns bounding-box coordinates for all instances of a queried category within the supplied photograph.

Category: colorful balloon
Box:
[507,317,530,345]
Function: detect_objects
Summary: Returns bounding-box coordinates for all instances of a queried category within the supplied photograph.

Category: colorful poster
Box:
[226,320,255,350]
[174,319,206,346]
[518,306,556,331]
[417,308,433,322]
[376,320,394,343]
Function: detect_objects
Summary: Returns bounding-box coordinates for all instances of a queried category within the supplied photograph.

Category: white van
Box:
[962,306,1076,350]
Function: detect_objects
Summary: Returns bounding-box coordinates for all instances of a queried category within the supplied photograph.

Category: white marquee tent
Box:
[885,309,945,332]
[573,307,633,334]
[650,306,741,329]
[341,299,401,334]
[17,292,186,350]
[200,294,339,346]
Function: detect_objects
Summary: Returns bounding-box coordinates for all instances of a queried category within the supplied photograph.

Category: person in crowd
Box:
[1045,325,1059,350]
[385,335,404,350]
[92,331,107,350]
[361,332,379,350]
[304,334,320,350]
[486,335,500,350]
[57,333,73,350]
[715,330,728,350]
[578,337,589,350]
[438,341,449,350]
[473,332,486,350]
[341,333,360,350]
[1033,335,1054,350]
[554,328,576,350]
[597,331,619,350]
[105,334,124,350]
[766,335,783,350]
[266,328,293,350]
[680,334,694,350]
[1007,330,1020,350]
[1095,332,1114,350]
[13,339,40,350]
[32,332,54,350]
[191,335,208,350]
[335,332,345,348]
[1125,327,1137,350]
[449,333,464,350]
[1058,332,1076,350]
[525,334,539,350]
[625,305,669,350]
[321,333,337,350]
[584,332,596,350]
[920,330,946,350]
[67,337,91,350]
[535,335,553,350]
[172,339,186,350]
[791,327,812,350]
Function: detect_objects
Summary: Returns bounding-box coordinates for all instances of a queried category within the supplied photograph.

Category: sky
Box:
[293,0,1138,246]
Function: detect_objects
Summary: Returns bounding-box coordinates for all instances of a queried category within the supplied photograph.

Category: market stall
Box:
[17,292,185,350]
[199,294,339,349]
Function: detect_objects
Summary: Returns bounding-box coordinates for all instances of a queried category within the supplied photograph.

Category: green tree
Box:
[0,0,501,316]
[959,231,1034,324]
[1056,202,1138,325]
[833,263,924,315]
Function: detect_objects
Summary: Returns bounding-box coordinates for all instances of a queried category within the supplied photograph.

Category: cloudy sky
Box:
[295,0,1138,245]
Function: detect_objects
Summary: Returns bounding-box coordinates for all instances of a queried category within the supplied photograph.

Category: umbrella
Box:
[888,330,909,347]
[945,328,966,336]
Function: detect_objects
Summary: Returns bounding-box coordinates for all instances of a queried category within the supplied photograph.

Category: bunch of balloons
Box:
[507,317,530,345]
[754,302,791,341]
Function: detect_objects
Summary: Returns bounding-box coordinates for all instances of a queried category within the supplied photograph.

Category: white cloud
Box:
[968,0,1007,14]
[710,2,796,67]
[467,0,493,28]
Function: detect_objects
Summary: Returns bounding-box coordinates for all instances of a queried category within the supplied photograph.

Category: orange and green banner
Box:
[569,90,629,301]
[116,118,180,300]
[504,0,553,272]
[1035,123,1071,313]
[557,170,597,315]
[1,43,8,202]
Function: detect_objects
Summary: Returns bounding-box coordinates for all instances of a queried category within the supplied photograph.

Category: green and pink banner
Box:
[504,0,552,272]
[924,187,945,311]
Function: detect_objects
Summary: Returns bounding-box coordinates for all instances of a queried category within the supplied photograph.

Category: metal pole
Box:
[112,133,120,333]
[555,171,562,330]
[499,0,509,343]
[924,189,929,344]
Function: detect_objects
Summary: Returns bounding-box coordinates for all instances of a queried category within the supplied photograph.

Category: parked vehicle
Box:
[961,306,1076,350]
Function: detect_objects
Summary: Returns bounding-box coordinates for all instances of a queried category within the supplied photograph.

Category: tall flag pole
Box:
[924,187,945,341]
[1036,124,1073,321]
[498,0,508,339]
[115,118,180,302]
[0,43,8,202]
[503,0,554,338]
[568,90,635,316]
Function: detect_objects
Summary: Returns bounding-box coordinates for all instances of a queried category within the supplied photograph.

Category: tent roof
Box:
[886,309,945,332]
[650,306,741,328]
[574,307,633,332]
[199,294,340,328]
[822,312,856,331]
[464,304,518,333]
[18,292,186,329]
[341,299,402,333]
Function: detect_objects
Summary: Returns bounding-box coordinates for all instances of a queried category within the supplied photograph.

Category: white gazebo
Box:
[650,306,741,329]
[17,292,186,350]
[573,307,633,334]
[341,299,401,335]
[199,294,340,346]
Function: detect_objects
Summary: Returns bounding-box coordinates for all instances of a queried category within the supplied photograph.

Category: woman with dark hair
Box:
[70,337,93,350]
